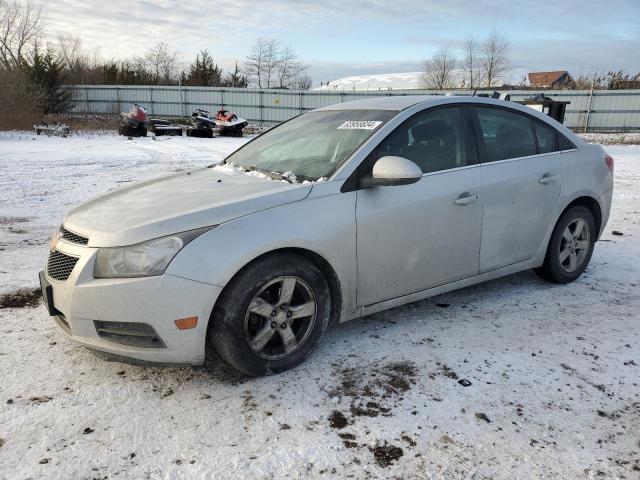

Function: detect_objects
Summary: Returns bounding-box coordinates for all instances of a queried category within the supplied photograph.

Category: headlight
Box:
[94,227,212,278]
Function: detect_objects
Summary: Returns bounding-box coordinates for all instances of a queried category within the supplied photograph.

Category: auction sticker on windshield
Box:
[337,121,383,130]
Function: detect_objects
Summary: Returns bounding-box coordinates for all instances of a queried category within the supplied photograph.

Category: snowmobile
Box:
[214,107,248,136]
[118,104,183,137]
[186,108,215,138]
[186,107,248,138]
[118,104,149,137]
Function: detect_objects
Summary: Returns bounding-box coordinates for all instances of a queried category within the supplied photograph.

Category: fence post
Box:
[84,86,89,113]
[259,90,264,125]
[584,79,595,133]
[182,85,187,117]
[150,86,154,114]
[116,86,120,113]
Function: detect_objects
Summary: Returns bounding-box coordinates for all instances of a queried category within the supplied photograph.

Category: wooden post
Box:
[584,77,595,133]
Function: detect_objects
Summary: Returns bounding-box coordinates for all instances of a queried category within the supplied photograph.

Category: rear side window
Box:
[558,133,577,150]
[533,121,559,154]
[475,107,536,161]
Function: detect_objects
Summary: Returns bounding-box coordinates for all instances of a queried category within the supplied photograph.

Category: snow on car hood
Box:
[63,166,312,247]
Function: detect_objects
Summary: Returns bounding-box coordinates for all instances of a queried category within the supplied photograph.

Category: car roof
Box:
[315,95,440,111]
[313,94,583,146]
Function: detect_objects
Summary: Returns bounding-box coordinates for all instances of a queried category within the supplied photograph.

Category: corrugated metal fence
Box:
[68,85,640,132]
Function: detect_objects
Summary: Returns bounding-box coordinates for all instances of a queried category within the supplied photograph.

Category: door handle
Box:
[454,192,479,206]
[539,173,558,184]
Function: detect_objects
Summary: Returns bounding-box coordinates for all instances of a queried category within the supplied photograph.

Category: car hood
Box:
[63,167,312,247]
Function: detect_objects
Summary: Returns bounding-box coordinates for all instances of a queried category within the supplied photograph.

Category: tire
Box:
[118,124,147,137]
[534,206,596,284]
[186,128,213,138]
[209,253,331,376]
[219,128,243,137]
[153,127,182,137]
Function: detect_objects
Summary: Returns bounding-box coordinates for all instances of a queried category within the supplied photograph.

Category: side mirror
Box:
[360,156,422,188]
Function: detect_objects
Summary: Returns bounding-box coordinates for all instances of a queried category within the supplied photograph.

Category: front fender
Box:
[166,183,358,321]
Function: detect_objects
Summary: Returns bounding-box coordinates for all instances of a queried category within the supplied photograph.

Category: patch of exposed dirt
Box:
[326,360,417,467]
[350,401,391,418]
[0,288,41,309]
[438,363,459,380]
[331,360,417,401]
[401,434,416,447]
[475,412,491,423]
[369,442,404,467]
[328,410,349,429]
[0,216,30,225]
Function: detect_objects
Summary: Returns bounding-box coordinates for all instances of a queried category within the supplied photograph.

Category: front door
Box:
[355,106,484,307]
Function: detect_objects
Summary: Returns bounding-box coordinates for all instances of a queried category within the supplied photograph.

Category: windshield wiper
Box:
[247,166,293,183]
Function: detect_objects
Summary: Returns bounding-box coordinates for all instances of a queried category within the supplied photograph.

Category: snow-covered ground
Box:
[0,132,639,479]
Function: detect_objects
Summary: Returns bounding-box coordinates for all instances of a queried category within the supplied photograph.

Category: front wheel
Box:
[534,206,596,284]
[209,253,331,376]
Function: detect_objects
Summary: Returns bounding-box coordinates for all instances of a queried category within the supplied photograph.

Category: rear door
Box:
[355,106,484,307]
[473,106,564,272]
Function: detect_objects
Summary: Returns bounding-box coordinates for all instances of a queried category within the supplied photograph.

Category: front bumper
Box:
[42,239,222,365]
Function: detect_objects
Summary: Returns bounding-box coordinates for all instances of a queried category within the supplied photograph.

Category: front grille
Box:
[60,226,88,245]
[94,321,166,348]
[47,250,79,281]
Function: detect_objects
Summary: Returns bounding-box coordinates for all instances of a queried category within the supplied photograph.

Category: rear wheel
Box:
[209,253,331,376]
[118,124,147,137]
[534,206,596,283]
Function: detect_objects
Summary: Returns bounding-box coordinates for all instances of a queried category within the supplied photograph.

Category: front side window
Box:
[368,107,468,174]
[475,107,536,161]
[224,110,396,181]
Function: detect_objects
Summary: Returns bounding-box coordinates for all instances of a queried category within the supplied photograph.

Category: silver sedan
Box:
[42,96,613,375]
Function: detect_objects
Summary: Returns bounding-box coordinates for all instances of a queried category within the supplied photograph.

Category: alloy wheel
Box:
[559,218,591,273]
[243,276,317,360]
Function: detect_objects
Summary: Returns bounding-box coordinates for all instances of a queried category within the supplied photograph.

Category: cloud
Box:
[40,0,640,83]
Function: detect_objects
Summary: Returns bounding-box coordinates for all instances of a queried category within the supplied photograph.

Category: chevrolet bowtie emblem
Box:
[50,230,61,252]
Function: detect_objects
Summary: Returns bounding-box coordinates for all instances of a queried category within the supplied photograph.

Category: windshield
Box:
[223,110,397,181]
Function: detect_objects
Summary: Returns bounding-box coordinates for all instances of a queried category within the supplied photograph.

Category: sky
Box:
[42,0,640,85]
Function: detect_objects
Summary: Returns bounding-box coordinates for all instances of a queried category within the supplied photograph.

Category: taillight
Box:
[605,154,614,174]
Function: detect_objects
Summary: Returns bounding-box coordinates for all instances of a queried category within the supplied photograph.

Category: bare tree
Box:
[144,41,179,85]
[294,73,313,90]
[244,37,266,87]
[480,31,510,87]
[245,37,309,88]
[423,46,457,90]
[463,36,482,90]
[275,45,306,88]
[245,37,281,88]
[261,37,280,88]
[0,0,45,69]
[56,34,88,74]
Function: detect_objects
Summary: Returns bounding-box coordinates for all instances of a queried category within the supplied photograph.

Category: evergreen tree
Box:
[184,50,223,86]
[24,47,73,113]
[224,62,248,87]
